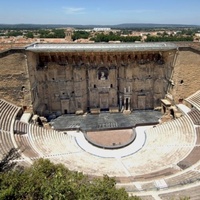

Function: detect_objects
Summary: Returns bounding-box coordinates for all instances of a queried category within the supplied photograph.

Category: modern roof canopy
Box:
[26,42,178,53]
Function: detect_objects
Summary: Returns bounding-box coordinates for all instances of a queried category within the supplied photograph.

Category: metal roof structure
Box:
[26,42,178,53]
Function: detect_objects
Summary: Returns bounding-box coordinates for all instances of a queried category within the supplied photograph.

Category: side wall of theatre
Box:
[0,52,32,110]
[169,49,200,104]
[26,51,41,112]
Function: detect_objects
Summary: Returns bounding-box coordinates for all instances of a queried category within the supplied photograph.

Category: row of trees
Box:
[145,35,193,42]
[0,149,140,200]
[2,29,196,41]
[3,29,66,38]
[90,33,193,42]
[5,30,23,37]
[90,33,141,42]
[71,31,193,42]
[37,29,65,38]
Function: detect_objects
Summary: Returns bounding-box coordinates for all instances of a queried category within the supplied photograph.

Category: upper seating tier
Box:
[185,90,200,111]
[0,99,21,132]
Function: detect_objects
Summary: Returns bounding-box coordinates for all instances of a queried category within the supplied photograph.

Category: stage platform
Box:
[50,110,162,131]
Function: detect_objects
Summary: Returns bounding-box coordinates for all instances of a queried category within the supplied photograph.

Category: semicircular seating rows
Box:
[1,90,200,199]
[0,99,21,160]
[187,109,200,125]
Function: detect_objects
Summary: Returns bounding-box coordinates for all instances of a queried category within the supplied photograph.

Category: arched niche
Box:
[98,67,109,80]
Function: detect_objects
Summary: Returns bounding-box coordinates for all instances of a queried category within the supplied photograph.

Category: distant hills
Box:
[113,23,200,28]
[0,23,200,29]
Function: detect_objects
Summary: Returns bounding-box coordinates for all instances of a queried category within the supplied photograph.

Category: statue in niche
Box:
[100,71,106,80]
[98,67,108,80]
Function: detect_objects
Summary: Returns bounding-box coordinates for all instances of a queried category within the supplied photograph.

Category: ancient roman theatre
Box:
[1,42,200,199]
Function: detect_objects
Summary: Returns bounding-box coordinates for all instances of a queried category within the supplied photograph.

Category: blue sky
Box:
[1,0,200,25]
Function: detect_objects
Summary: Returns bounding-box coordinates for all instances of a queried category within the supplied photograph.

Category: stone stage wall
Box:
[27,50,176,115]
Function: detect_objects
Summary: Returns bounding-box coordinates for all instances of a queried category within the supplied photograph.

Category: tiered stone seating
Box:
[46,115,196,181]
[28,124,81,156]
[176,125,200,169]
[0,99,25,161]
[51,153,127,177]
[134,168,178,182]
[1,97,200,198]
[14,120,28,134]
[0,99,21,132]
[137,196,155,200]
[185,90,200,111]
[0,100,36,161]
[188,109,200,125]
[177,146,200,169]
[14,133,39,158]
[115,183,138,192]
[159,184,200,200]
[196,127,200,145]
[0,130,18,159]
[21,127,129,177]
[140,182,157,191]
[120,115,195,177]
[165,170,200,187]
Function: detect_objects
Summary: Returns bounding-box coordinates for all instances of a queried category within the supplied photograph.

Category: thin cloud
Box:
[63,7,86,15]
[119,9,155,14]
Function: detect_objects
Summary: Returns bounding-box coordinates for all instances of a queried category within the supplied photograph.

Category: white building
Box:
[93,27,111,32]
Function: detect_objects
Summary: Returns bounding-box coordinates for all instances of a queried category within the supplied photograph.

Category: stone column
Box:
[128,86,131,93]
[128,97,131,110]
[119,95,122,110]
[124,98,126,109]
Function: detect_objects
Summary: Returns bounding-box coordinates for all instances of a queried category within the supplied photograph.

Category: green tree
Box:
[85,175,140,200]
[25,31,34,38]
[145,35,193,42]
[90,32,141,43]
[0,148,20,173]
[52,29,65,38]
[38,29,50,38]
[6,30,23,37]
[72,31,90,40]
[0,158,140,200]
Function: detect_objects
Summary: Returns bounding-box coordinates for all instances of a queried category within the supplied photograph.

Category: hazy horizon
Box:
[0,22,199,26]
